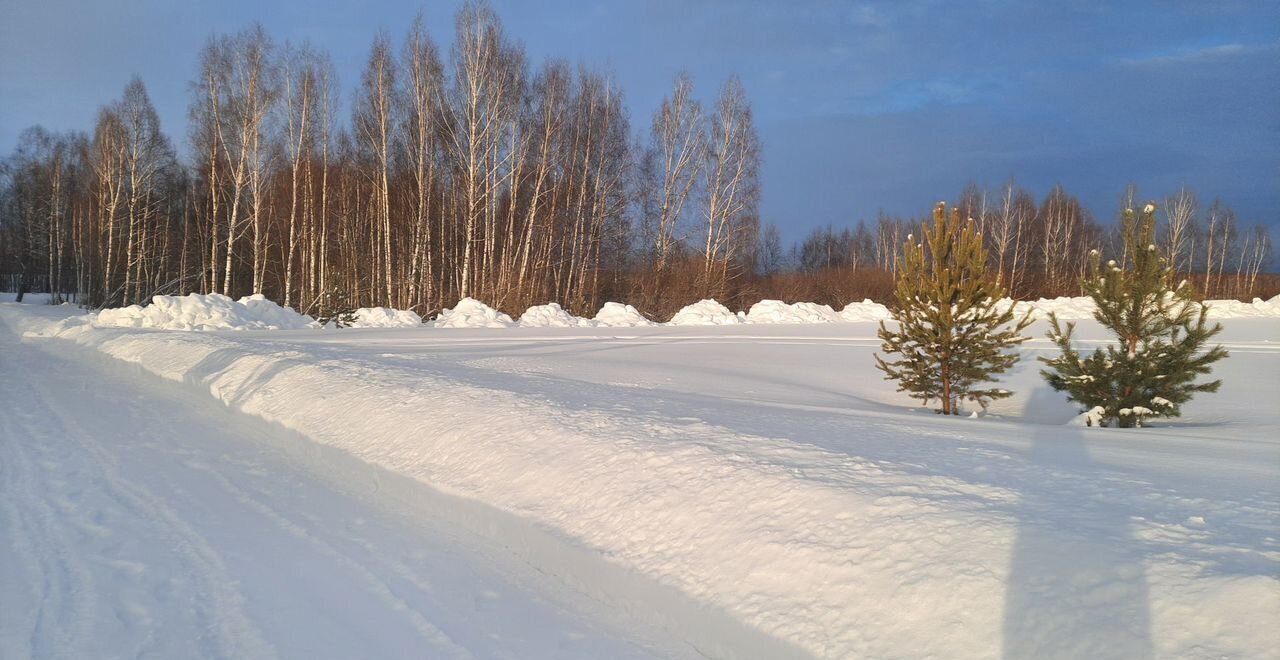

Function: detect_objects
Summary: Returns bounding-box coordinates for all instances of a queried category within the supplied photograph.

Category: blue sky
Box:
[2,0,1277,239]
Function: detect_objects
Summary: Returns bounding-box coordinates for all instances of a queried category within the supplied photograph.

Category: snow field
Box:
[5,297,1278,658]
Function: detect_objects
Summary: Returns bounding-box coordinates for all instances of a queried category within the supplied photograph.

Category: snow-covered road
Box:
[0,326,691,659]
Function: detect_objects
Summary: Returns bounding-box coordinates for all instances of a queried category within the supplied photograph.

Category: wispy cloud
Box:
[860,78,984,115]
[1119,42,1267,66]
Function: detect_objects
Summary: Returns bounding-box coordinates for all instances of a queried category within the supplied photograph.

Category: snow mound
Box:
[1001,295,1280,321]
[593,302,655,327]
[94,293,317,331]
[517,303,594,328]
[745,299,841,324]
[432,298,514,328]
[349,307,423,328]
[1203,295,1280,318]
[839,299,892,322]
[1002,297,1097,320]
[669,299,741,326]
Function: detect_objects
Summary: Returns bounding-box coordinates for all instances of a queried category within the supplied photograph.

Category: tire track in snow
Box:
[19,343,276,660]
[2,372,98,659]
[174,456,474,659]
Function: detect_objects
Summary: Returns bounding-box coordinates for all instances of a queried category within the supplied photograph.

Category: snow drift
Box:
[349,307,423,328]
[518,303,595,328]
[592,302,654,327]
[93,293,317,331]
[75,292,1280,336]
[432,298,514,328]
[1004,295,1280,321]
[668,299,742,326]
[745,299,842,324]
[839,299,892,322]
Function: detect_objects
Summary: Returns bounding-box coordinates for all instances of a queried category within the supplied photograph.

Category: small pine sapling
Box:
[876,201,1033,415]
[1040,202,1228,428]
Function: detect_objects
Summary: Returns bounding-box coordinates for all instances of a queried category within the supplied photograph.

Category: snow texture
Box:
[668,299,742,326]
[839,299,892,322]
[66,293,1280,336]
[745,299,842,324]
[7,292,1276,658]
[518,303,595,328]
[592,302,655,327]
[350,307,423,328]
[431,297,514,328]
[93,293,317,331]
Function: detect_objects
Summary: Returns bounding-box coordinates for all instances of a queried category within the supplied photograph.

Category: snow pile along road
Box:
[668,299,742,326]
[518,303,595,328]
[431,297,514,328]
[839,299,892,322]
[1199,294,1280,318]
[1000,294,1280,321]
[592,302,655,327]
[349,307,423,328]
[745,299,841,324]
[79,292,1280,335]
[93,293,317,331]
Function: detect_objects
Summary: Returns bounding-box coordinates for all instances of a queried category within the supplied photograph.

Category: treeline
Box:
[780,182,1274,307]
[0,1,1272,319]
[0,3,759,318]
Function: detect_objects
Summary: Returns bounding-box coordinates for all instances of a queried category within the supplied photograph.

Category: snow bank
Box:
[349,307,423,328]
[839,299,892,322]
[432,298,514,328]
[668,299,742,326]
[592,302,654,327]
[745,299,841,324]
[94,293,317,331]
[1001,297,1097,320]
[1001,295,1280,321]
[1202,295,1280,318]
[517,303,594,328]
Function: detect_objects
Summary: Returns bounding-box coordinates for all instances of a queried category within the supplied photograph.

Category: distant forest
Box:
[0,1,1273,319]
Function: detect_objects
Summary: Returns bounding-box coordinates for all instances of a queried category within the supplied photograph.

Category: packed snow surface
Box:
[745,299,842,324]
[349,306,423,328]
[518,303,595,328]
[431,297,514,328]
[93,293,317,331]
[592,302,655,327]
[668,299,742,326]
[6,292,1277,658]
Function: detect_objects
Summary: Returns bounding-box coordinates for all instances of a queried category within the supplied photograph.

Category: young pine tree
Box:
[1041,202,1227,428]
[876,202,1032,415]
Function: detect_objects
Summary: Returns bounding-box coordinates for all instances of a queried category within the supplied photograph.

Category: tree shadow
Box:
[1002,384,1153,659]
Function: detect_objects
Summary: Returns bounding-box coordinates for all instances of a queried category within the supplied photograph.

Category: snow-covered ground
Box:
[2,292,1278,658]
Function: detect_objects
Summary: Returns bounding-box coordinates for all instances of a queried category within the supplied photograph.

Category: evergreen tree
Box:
[1041,202,1228,428]
[876,202,1032,414]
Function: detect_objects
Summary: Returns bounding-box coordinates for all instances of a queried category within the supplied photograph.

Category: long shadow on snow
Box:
[1001,384,1152,659]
